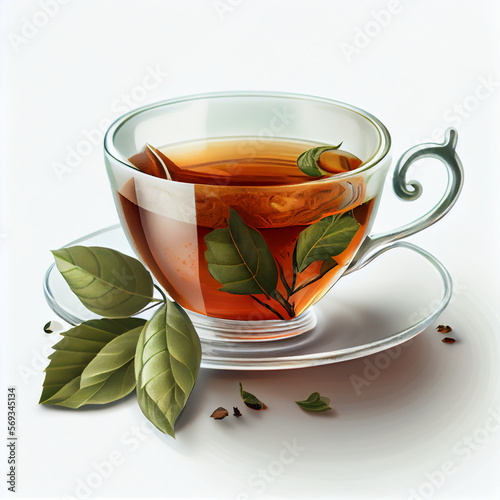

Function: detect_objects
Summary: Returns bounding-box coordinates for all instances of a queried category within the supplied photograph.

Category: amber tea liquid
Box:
[118,138,376,321]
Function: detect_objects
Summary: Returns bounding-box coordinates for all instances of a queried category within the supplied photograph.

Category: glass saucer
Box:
[44,225,452,370]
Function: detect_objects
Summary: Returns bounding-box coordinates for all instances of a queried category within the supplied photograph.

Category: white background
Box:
[1,1,500,499]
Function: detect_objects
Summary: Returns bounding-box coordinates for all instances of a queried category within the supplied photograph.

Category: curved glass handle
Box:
[347,128,463,274]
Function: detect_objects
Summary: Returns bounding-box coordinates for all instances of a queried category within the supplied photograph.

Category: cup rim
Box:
[104,90,392,184]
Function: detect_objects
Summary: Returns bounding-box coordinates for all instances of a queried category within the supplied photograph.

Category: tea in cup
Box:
[104,92,463,341]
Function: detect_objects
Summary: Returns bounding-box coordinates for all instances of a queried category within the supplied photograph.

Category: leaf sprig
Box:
[41,246,201,438]
[205,209,360,319]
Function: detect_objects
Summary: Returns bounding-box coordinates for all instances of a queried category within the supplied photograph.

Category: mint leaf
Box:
[295,392,332,412]
[297,144,342,177]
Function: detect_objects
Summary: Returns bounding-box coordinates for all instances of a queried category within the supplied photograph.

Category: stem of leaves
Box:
[292,275,324,295]
[291,248,299,293]
[278,262,293,300]
[135,300,164,315]
[249,295,285,321]
[130,285,166,317]
[271,290,295,318]
[153,284,168,303]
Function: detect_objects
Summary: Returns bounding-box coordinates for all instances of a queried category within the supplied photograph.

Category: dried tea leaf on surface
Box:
[211,407,229,420]
[239,383,266,410]
[295,392,332,412]
[442,337,456,344]
[437,325,452,334]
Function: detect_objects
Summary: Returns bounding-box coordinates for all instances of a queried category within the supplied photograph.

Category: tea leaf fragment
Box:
[205,208,278,296]
[135,300,202,437]
[295,392,332,412]
[294,212,360,273]
[239,382,266,410]
[39,318,145,408]
[51,246,155,318]
[442,337,456,344]
[436,325,452,334]
[211,407,229,420]
[43,320,62,334]
[129,143,181,180]
[297,144,342,177]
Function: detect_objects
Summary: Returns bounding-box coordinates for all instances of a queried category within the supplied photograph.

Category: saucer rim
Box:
[43,225,452,371]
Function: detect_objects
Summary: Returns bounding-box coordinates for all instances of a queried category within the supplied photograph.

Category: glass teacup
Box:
[104,92,463,342]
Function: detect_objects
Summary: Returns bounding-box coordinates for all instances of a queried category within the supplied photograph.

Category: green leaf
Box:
[204,208,278,296]
[295,392,332,412]
[43,321,52,333]
[135,301,202,437]
[39,318,145,408]
[51,246,155,318]
[239,382,266,410]
[294,213,360,273]
[319,258,338,276]
[297,144,342,177]
[80,327,142,388]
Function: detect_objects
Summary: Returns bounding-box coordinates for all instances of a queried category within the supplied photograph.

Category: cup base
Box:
[186,308,317,343]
